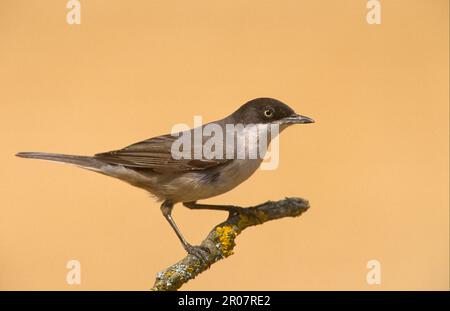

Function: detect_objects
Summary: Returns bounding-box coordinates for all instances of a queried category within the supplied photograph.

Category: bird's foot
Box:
[185,244,211,265]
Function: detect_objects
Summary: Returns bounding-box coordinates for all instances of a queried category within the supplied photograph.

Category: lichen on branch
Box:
[151,197,310,291]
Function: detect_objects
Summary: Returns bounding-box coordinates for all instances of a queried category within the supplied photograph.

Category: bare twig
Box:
[151,197,310,291]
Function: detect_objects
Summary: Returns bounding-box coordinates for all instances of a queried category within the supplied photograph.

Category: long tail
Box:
[16,152,106,171]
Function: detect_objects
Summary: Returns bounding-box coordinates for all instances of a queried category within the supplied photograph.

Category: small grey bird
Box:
[16,97,314,260]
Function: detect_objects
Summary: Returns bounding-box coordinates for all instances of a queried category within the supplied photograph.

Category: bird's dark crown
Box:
[230,97,296,124]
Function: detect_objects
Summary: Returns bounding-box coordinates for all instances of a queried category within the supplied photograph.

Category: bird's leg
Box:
[160,200,210,263]
[183,201,256,219]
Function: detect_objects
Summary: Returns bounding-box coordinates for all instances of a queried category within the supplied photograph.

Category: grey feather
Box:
[15,152,106,171]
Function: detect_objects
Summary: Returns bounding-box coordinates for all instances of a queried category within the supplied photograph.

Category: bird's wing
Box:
[94,133,230,173]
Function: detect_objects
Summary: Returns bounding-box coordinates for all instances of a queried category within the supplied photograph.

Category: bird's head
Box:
[230,97,314,127]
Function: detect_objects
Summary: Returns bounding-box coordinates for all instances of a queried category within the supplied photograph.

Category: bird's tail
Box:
[15,152,106,172]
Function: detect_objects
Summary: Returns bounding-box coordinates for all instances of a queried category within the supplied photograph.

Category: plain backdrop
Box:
[0,0,448,290]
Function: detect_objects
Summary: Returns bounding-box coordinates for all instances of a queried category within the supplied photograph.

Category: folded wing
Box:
[94,133,229,173]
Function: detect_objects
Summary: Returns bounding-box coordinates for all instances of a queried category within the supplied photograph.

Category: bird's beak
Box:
[281,113,315,125]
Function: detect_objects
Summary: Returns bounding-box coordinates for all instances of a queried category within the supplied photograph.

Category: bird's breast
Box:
[161,158,263,203]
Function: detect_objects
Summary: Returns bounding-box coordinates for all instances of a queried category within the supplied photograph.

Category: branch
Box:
[151,197,310,291]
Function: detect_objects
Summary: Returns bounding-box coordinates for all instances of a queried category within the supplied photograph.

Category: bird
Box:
[16,97,314,261]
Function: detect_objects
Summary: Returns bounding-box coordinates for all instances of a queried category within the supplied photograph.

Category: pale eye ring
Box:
[264,108,274,118]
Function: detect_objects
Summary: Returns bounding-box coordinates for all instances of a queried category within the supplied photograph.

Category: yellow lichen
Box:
[256,211,269,222]
[215,225,237,257]
[164,270,174,278]
[237,211,268,228]
[237,214,251,228]
[186,266,194,274]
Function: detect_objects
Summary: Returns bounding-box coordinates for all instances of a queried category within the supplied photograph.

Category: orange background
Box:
[0,0,448,290]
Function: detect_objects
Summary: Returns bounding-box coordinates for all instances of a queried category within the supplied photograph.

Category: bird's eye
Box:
[264,108,274,118]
